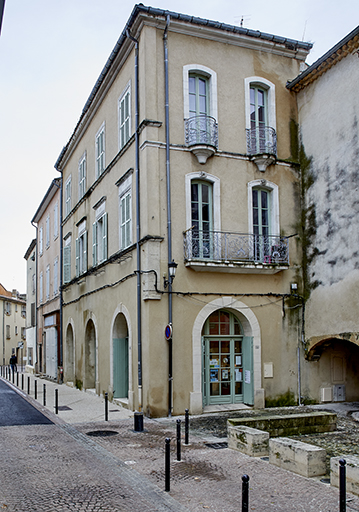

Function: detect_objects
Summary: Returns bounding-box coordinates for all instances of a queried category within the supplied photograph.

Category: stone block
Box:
[269,437,326,477]
[228,425,269,457]
[331,456,359,495]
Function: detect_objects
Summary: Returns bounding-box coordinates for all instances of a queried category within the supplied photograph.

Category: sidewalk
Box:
[2,370,133,424]
[2,370,359,511]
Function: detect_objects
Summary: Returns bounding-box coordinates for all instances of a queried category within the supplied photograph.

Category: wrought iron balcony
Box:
[183,229,289,271]
[246,126,277,156]
[185,115,218,164]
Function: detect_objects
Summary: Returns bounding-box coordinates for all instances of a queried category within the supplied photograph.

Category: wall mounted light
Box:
[164,260,178,288]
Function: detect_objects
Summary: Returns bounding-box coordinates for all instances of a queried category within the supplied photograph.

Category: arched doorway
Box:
[65,322,75,383]
[113,313,129,399]
[202,309,253,406]
[85,319,96,390]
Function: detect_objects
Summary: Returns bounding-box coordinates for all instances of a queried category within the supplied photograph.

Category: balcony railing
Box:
[185,115,218,149]
[183,229,289,265]
[246,126,277,156]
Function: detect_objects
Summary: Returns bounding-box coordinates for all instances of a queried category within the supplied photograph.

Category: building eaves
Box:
[31,177,61,224]
[55,3,313,169]
[24,239,36,260]
[287,25,359,92]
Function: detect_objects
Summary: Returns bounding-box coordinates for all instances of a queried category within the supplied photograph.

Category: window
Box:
[39,271,43,303]
[65,176,72,217]
[15,303,18,312]
[248,180,280,263]
[31,302,36,326]
[21,305,26,318]
[6,325,10,339]
[28,347,33,365]
[183,65,218,151]
[21,327,26,340]
[5,302,11,315]
[96,124,105,178]
[46,264,50,300]
[32,273,36,295]
[93,203,108,266]
[118,175,132,250]
[118,84,131,150]
[54,202,59,239]
[63,236,71,284]
[15,326,18,336]
[46,215,50,248]
[185,172,221,259]
[39,226,43,256]
[78,153,86,200]
[244,77,276,155]
[54,257,59,295]
[76,221,87,277]
[191,181,213,258]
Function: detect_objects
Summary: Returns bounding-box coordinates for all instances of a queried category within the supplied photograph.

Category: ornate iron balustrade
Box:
[246,126,277,156]
[185,115,218,148]
[183,230,289,265]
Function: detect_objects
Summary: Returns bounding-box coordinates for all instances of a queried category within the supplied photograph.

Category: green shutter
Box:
[242,336,254,405]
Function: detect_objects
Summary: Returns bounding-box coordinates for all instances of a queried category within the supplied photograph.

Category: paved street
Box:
[1,374,359,511]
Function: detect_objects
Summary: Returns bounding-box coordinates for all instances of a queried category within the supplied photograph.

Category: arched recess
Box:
[307,337,359,402]
[111,304,133,407]
[84,318,97,390]
[190,297,262,414]
[65,319,75,383]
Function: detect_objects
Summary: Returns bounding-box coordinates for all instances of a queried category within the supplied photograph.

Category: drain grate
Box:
[205,442,228,449]
[86,430,119,437]
[57,406,72,411]
[320,478,330,484]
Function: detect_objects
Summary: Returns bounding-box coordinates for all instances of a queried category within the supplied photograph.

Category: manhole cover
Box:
[86,430,119,437]
[205,442,228,449]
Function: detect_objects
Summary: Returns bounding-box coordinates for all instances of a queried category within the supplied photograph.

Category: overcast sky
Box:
[0,0,357,293]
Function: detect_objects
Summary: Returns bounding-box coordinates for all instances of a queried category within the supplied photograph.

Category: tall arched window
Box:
[191,180,213,258]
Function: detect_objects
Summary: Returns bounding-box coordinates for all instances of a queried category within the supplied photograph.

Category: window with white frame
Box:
[46,215,50,248]
[6,325,10,339]
[54,257,59,295]
[21,305,26,318]
[54,202,59,239]
[39,271,43,303]
[5,302,11,315]
[21,327,26,340]
[39,226,43,256]
[118,84,131,150]
[96,123,105,178]
[46,264,50,300]
[78,153,86,200]
[63,235,71,284]
[118,175,132,250]
[93,201,108,266]
[244,77,276,155]
[76,220,87,277]
[65,176,72,217]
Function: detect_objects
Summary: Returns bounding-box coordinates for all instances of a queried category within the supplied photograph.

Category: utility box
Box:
[333,384,345,402]
[320,387,333,403]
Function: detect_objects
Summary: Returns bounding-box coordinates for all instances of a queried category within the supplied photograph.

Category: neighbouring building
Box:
[24,239,37,373]
[287,26,359,404]
[0,284,26,367]
[31,178,61,380]
[55,4,314,416]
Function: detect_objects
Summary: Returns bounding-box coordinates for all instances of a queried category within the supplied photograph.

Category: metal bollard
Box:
[134,411,144,432]
[242,474,249,512]
[55,389,58,414]
[16,371,19,387]
[34,380,37,400]
[21,373,24,390]
[43,384,46,406]
[339,459,346,512]
[185,409,189,445]
[5,366,8,380]
[165,438,171,492]
[27,376,30,395]
[105,392,108,421]
[176,419,181,462]
[12,368,15,384]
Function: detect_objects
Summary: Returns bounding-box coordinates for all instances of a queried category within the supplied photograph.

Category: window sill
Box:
[185,260,288,274]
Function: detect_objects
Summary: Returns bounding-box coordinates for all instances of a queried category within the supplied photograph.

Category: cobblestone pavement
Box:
[2,374,359,511]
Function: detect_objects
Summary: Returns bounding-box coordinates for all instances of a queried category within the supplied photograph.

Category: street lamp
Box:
[164,260,178,288]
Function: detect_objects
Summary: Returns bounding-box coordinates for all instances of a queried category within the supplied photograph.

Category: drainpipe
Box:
[163,14,173,417]
[31,220,38,373]
[126,29,142,413]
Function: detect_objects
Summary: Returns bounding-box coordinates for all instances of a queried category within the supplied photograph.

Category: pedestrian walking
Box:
[9,354,17,373]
